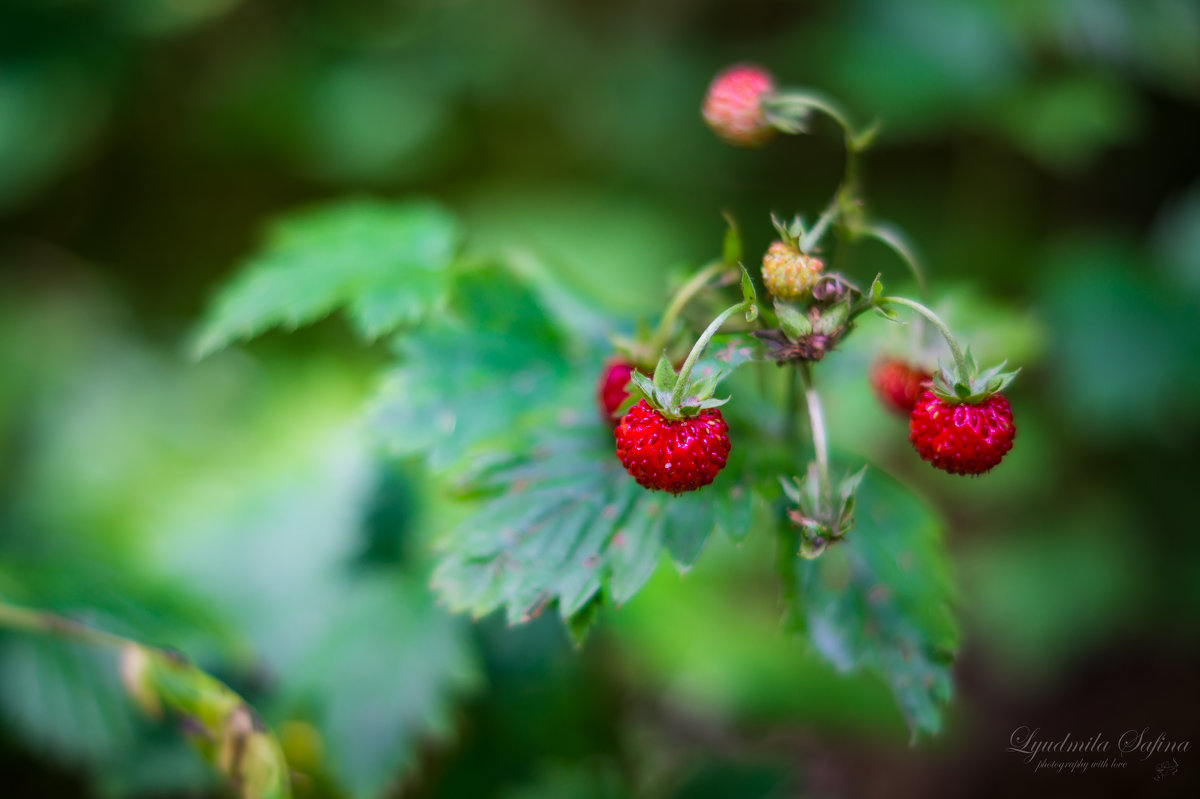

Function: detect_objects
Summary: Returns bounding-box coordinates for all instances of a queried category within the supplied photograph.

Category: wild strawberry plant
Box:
[191,66,1021,739]
[0,67,1021,791]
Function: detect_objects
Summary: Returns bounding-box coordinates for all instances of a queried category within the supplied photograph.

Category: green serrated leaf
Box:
[432,426,726,629]
[788,469,957,738]
[652,353,677,394]
[193,199,462,357]
[696,397,730,410]
[370,265,570,470]
[565,595,604,647]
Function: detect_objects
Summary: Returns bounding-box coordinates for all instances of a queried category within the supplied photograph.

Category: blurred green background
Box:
[2,0,1199,797]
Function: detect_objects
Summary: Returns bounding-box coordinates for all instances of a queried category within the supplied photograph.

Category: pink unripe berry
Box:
[702,64,776,148]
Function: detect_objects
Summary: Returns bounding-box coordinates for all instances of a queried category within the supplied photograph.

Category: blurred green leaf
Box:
[279,574,478,798]
[989,72,1139,170]
[0,635,137,765]
[193,199,462,357]
[788,469,956,738]
[370,265,572,470]
[500,761,629,799]
[0,57,112,212]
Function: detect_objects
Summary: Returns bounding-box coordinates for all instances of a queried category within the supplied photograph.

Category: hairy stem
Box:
[777,368,802,605]
[880,295,970,378]
[669,300,748,408]
[798,364,830,499]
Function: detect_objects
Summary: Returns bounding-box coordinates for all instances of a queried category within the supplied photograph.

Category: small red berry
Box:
[909,392,1015,475]
[597,360,635,424]
[615,400,731,494]
[870,358,932,416]
[702,64,776,147]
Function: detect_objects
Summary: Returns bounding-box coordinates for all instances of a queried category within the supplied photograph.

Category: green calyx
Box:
[770,213,806,251]
[623,269,758,421]
[929,351,1020,405]
[870,289,1019,406]
[782,465,866,559]
[626,353,730,421]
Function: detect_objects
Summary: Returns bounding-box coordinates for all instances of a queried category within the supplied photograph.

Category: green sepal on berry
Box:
[782,464,867,559]
[864,281,1020,406]
[929,353,1020,405]
[625,353,731,422]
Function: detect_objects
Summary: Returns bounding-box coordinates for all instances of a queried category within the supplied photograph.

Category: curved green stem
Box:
[880,295,969,378]
[648,261,725,356]
[0,602,129,650]
[670,300,748,408]
[798,364,830,499]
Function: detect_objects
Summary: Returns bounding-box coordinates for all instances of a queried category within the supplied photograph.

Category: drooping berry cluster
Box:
[615,400,731,494]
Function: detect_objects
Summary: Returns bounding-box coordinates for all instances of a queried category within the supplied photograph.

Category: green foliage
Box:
[0,635,136,764]
[193,199,463,357]
[371,265,571,470]
[787,469,956,738]
[276,574,479,798]
[433,426,756,638]
[0,284,480,798]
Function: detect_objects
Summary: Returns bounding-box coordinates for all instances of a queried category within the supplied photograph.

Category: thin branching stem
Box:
[0,602,129,650]
[670,300,748,408]
[798,364,830,500]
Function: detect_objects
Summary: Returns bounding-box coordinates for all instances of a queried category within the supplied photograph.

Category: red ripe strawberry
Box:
[702,64,776,147]
[870,358,932,416]
[597,360,635,424]
[909,392,1015,475]
[615,400,731,494]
